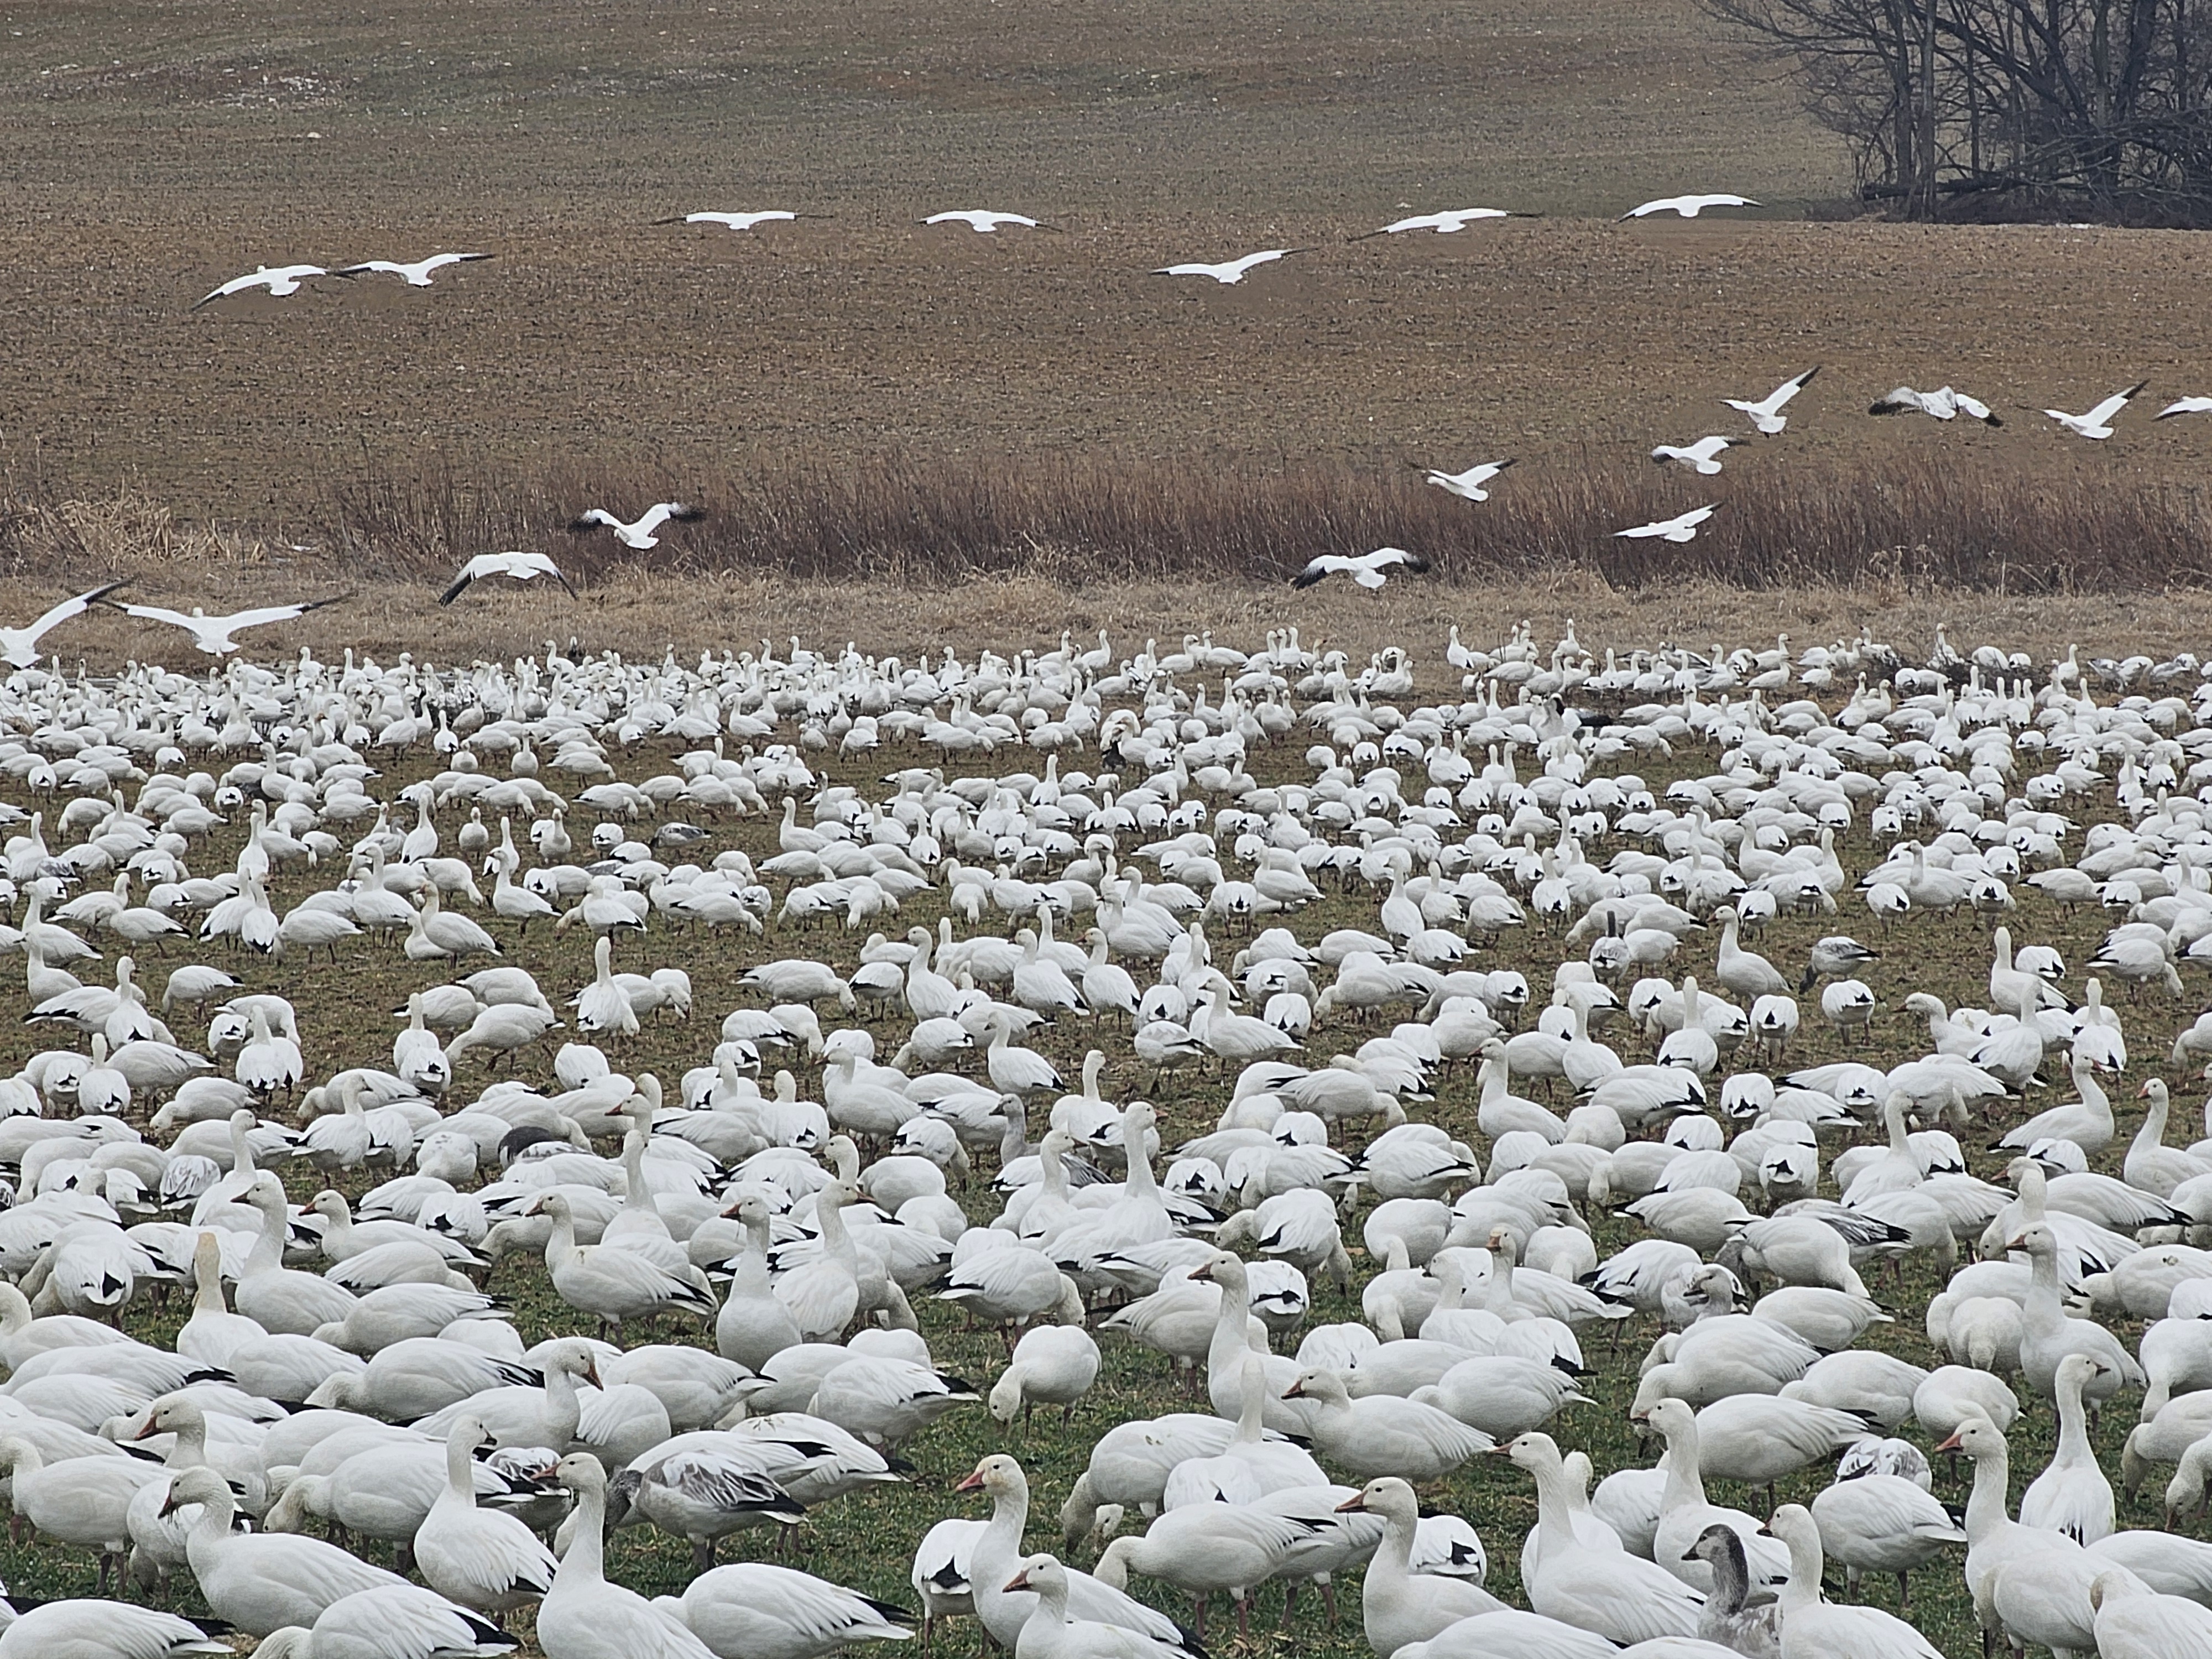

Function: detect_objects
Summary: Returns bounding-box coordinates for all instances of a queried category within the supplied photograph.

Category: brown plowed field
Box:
[9,0,2212,542]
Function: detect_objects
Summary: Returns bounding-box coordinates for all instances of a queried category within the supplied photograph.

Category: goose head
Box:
[1335,1474,1417,1521]
[953,1451,1022,1499]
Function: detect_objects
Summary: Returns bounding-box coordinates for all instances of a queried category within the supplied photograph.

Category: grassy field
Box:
[0,639,2192,1657]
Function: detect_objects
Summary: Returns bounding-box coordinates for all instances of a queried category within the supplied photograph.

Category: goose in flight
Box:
[656,211,818,231]
[1292,547,1429,589]
[1869,385,2001,425]
[924,211,1060,233]
[191,264,343,309]
[107,597,342,655]
[1414,458,1515,501]
[1620,194,1760,220]
[1352,208,1518,239]
[0,582,125,668]
[568,503,706,549]
[1725,366,1819,434]
[1154,249,1308,284]
[336,252,494,286]
[2156,396,2212,419]
[1651,436,1732,475]
[439,551,580,607]
[1616,504,1717,542]
[2044,379,2146,439]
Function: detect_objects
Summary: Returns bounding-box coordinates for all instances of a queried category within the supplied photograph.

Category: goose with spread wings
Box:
[1291,547,1429,589]
[1353,208,1521,240]
[440,551,580,607]
[1869,385,2002,425]
[656,211,822,232]
[0,582,126,668]
[1615,504,1717,543]
[2044,380,2147,439]
[1154,249,1310,284]
[337,253,495,286]
[569,503,706,550]
[924,211,1061,233]
[107,597,342,655]
[1725,366,1820,434]
[1414,458,1515,501]
[192,264,346,309]
[1620,194,1760,220]
[1651,435,1733,475]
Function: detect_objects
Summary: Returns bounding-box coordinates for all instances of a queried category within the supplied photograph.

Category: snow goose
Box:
[1934,1415,2100,1657]
[1869,384,2000,423]
[1000,1556,1192,1659]
[1335,1476,1506,1657]
[651,1562,911,1659]
[1154,248,1307,284]
[414,1414,557,1616]
[1290,547,1428,591]
[2090,1567,2212,1658]
[1650,436,1731,475]
[161,1464,408,1636]
[988,1322,1100,1425]
[110,598,340,656]
[0,1601,231,1658]
[1634,1398,1789,1595]
[2019,1353,2116,1543]
[1415,458,1515,501]
[529,1191,715,1335]
[1724,366,1819,434]
[1499,1433,1702,1644]
[536,1454,717,1659]
[2044,379,2147,439]
[568,503,705,550]
[411,1336,601,1449]
[1164,1352,1326,1505]
[1761,1503,1943,1659]
[1993,1053,2115,1156]
[192,264,343,307]
[2125,1081,2209,1198]
[2008,1221,2143,1399]
[0,1432,162,1590]
[715,1194,804,1367]
[1683,1395,1870,1491]
[1809,1468,1965,1608]
[911,1516,983,1649]
[955,1454,1195,1652]
[1620,192,1760,218]
[611,1444,804,1569]
[1680,1526,1779,1659]
[338,250,494,286]
[1092,1498,1312,1640]
[0,582,124,668]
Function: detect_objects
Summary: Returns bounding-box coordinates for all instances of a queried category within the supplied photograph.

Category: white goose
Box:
[1764,1503,1943,1659]
[1501,1432,1703,1645]
[536,1453,717,1658]
[651,1562,914,1659]
[242,1584,513,1657]
[161,1465,409,1637]
[414,1413,559,1615]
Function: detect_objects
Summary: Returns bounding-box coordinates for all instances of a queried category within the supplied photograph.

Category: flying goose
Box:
[1615,504,1717,542]
[655,211,820,231]
[1651,436,1733,474]
[1291,547,1429,589]
[107,598,342,656]
[569,503,706,549]
[0,581,125,667]
[191,264,345,308]
[1725,366,1820,434]
[925,211,1060,233]
[2044,380,2147,439]
[335,252,494,286]
[1153,249,1308,284]
[2156,396,2212,419]
[1620,193,1760,219]
[439,551,579,606]
[1870,385,2001,424]
[1352,207,1519,239]
[1414,459,1515,501]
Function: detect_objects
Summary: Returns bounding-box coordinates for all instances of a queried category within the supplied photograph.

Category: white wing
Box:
[118,603,197,629]
[2158,397,2212,419]
[25,582,124,641]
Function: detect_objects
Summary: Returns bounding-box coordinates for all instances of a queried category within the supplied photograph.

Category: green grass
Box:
[0,668,2195,1657]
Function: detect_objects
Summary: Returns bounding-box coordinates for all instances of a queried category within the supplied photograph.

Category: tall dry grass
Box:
[322,447,2212,594]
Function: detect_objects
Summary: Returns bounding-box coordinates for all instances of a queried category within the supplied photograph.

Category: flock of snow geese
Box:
[4,617,2212,1659]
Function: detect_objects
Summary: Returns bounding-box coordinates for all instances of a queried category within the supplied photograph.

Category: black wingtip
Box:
[1290,570,1323,589]
[437,575,471,607]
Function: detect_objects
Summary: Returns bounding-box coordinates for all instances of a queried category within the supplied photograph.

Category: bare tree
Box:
[1703,0,2212,221]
